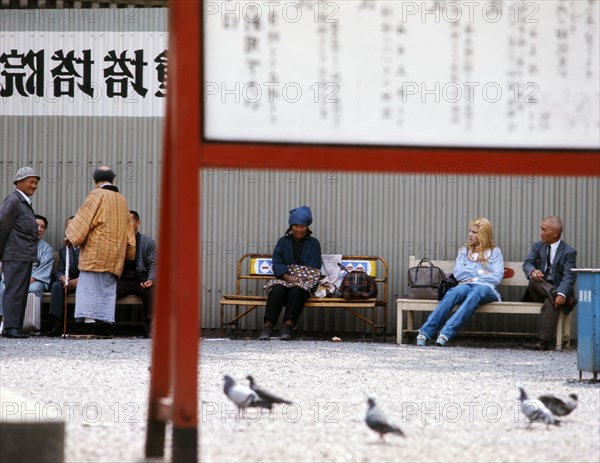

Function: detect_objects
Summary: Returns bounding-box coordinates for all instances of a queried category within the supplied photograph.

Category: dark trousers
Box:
[49,281,76,320]
[116,279,154,321]
[1,261,33,329]
[264,285,309,326]
[523,278,561,342]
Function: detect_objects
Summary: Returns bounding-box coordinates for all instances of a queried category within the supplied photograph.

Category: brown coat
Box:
[66,187,136,277]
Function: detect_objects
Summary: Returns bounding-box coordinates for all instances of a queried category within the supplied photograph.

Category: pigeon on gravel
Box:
[246,375,292,405]
[538,393,578,417]
[223,375,272,412]
[518,387,560,429]
[365,397,405,442]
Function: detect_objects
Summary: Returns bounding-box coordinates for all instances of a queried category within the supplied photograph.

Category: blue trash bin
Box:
[573,269,600,380]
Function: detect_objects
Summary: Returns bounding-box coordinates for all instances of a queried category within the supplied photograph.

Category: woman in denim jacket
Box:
[416,217,504,347]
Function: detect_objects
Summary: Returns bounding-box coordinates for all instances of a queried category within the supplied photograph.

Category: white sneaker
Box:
[435,334,448,347]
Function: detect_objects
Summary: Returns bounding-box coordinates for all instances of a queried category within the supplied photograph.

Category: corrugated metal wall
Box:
[202,170,599,337]
[2,8,598,338]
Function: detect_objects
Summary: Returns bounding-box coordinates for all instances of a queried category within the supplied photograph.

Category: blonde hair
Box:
[466,217,496,264]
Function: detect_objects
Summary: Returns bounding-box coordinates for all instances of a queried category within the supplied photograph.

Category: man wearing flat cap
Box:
[0,167,41,338]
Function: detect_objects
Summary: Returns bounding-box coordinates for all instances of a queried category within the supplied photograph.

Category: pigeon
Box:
[518,387,560,429]
[365,397,405,442]
[538,393,578,417]
[246,375,292,405]
[223,375,272,413]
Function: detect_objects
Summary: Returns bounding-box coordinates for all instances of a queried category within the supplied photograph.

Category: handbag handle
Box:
[417,258,434,268]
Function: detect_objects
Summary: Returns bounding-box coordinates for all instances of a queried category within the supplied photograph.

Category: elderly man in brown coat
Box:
[66,166,136,335]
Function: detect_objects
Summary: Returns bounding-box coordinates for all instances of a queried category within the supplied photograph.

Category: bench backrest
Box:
[249,256,377,276]
[235,253,388,305]
[408,256,529,287]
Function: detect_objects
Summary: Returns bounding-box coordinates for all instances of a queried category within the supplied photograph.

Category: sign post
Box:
[145,1,201,461]
[146,1,599,461]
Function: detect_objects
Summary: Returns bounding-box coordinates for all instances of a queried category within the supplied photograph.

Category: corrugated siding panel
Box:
[3,121,599,337]
[2,8,598,338]
[202,170,599,338]
[0,116,162,243]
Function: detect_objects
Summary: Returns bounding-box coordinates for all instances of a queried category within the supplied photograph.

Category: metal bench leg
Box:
[563,311,572,349]
[555,312,564,350]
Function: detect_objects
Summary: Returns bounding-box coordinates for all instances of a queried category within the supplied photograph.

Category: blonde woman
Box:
[416,218,504,347]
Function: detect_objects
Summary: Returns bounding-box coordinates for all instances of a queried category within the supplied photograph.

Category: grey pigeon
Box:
[365,397,405,442]
[223,375,272,412]
[518,387,560,429]
[246,375,292,405]
[538,393,578,417]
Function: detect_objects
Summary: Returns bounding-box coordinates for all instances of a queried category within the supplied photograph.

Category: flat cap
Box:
[13,167,40,184]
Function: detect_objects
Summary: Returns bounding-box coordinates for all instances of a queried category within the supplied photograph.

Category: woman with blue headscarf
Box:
[259,206,322,341]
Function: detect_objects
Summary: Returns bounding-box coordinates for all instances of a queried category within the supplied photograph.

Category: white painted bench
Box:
[396,256,572,349]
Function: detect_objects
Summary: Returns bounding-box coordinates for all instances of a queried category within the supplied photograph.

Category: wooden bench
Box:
[396,256,572,349]
[220,253,389,339]
[39,252,144,325]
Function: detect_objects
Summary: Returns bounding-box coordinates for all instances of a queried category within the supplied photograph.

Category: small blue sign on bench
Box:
[250,257,376,276]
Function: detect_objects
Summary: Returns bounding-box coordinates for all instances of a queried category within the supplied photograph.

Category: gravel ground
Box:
[1,336,599,463]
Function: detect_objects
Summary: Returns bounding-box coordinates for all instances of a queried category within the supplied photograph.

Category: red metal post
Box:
[145,1,201,461]
[145,92,173,459]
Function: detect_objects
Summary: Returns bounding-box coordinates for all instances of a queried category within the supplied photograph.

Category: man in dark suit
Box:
[523,216,577,351]
[47,216,81,337]
[0,167,41,338]
[116,210,156,337]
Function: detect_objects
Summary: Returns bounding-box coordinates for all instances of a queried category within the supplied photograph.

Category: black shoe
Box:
[529,339,552,351]
[144,319,152,338]
[280,324,294,341]
[2,328,30,339]
[46,322,63,337]
[258,325,272,341]
[94,322,113,338]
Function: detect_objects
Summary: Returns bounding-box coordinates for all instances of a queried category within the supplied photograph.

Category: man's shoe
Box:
[530,339,550,351]
[258,325,272,341]
[46,323,63,337]
[280,324,294,341]
[2,328,30,339]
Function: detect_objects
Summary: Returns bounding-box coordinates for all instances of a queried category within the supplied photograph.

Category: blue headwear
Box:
[289,206,313,226]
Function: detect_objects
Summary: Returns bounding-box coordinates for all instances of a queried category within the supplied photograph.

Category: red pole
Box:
[170,1,200,460]
[145,89,174,458]
[145,1,201,461]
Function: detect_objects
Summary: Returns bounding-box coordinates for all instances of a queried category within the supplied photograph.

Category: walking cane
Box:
[62,245,70,338]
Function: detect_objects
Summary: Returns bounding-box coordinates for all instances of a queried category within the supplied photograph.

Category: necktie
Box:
[544,245,552,278]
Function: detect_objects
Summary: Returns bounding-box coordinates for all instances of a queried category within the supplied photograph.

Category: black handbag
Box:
[406,258,446,300]
[438,273,459,301]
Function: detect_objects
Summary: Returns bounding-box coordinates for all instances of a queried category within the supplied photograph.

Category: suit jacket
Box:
[55,245,81,281]
[121,233,156,282]
[523,240,577,297]
[31,239,55,289]
[0,190,38,262]
[135,233,156,281]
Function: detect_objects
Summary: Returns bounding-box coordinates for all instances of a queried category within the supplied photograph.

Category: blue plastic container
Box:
[574,269,600,380]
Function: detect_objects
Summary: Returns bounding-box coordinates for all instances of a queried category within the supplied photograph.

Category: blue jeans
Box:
[419,283,497,341]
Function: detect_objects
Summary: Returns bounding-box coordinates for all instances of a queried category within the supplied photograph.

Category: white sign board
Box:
[203,0,600,149]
